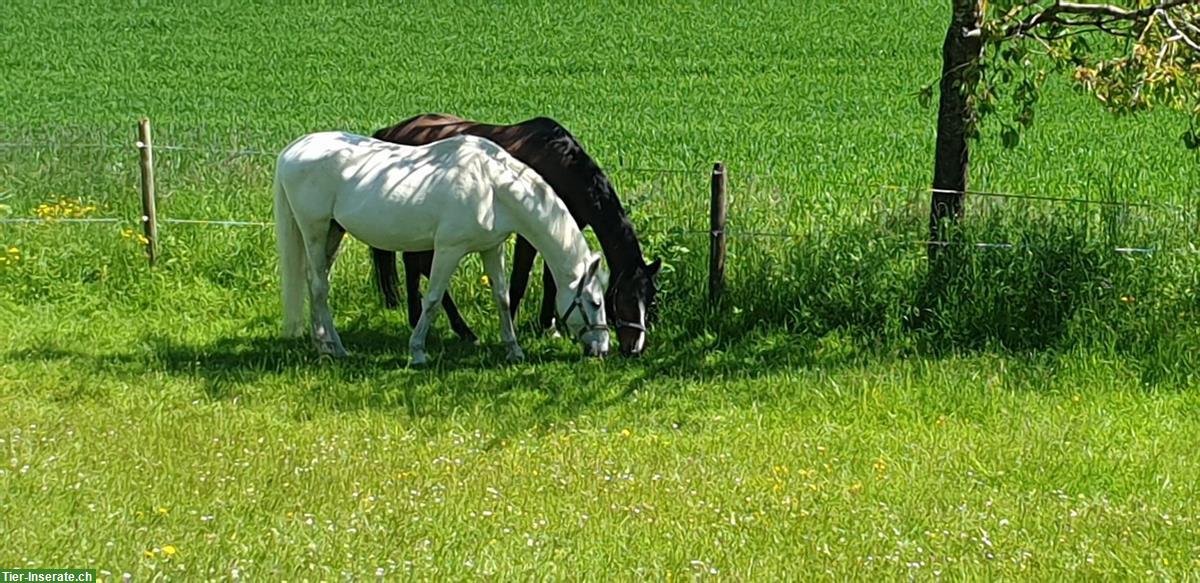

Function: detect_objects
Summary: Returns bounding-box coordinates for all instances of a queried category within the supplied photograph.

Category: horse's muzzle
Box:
[582,332,610,358]
[620,345,644,358]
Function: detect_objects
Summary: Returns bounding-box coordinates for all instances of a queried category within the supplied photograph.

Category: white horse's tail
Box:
[274,175,307,337]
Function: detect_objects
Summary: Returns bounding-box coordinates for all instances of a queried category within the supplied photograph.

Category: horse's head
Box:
[607,258,662,357]
[557,254,610,358]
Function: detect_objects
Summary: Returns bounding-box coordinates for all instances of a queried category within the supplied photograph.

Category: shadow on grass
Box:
[7,209,1198,432]
[1,311,870,428]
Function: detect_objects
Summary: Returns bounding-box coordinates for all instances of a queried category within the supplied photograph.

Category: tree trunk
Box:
[930,0,985,257]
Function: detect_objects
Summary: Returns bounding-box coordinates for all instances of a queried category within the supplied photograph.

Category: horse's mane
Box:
[527,118,645,265]
[374,114,648,269]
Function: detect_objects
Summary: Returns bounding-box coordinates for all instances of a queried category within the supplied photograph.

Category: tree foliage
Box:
[924,1,1200,148]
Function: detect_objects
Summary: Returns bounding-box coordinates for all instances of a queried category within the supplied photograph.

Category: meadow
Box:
[2,0,1200,579]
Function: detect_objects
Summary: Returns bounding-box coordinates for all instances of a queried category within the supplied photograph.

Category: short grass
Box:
[5,300,1200,579]
[2,0,1200,579]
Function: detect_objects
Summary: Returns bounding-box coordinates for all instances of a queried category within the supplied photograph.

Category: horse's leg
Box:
[539,261,558,334]
[402,252,428,328]
[325,221,345,266]
[440,289,479,344]
[405,251,476,343]
[409,247,466,366]
[508,235,538,321]
[305,221,347,357]
[481,245,523,363]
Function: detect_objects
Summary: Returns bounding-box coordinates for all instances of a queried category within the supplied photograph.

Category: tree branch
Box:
[1159,8,1200,52]
[1008,0,1200,39]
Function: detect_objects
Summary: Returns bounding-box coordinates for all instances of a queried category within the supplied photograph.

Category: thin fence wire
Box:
[0,217,124,225]
[737,175,1178,211]
[160,218,272,227]
[611,166,701,175]
[0,142,127,150]
[0,138,1187,210]
[633,228,1190,256]
[1,138,1196,256]
[3,214,1193,256]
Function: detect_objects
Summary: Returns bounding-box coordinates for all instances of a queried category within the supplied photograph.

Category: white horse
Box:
[273,132,610,364]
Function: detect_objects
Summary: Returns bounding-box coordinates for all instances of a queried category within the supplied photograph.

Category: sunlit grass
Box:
[2,0,1200,579]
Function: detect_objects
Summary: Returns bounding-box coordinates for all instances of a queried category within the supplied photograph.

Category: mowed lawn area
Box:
[2,0,1199,579]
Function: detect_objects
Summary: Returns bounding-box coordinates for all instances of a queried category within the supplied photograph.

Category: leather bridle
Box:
[556,269,609,342]
[607,270,647,334]
[604,268,652,333]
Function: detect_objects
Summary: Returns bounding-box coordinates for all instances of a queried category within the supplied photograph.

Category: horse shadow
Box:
[2,312,869,437]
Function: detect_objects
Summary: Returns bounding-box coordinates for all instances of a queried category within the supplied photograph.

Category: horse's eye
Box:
[590,300,602,310]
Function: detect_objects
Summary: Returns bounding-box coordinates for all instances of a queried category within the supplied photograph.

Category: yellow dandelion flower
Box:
[620,428,631,438]
[849,482,863,494]
[7,247,18,255]
[143,549,155,559]
[1121,295,1136,304]
[873,457,887,474]
[481,275,490,287]
[157,506,169,516]
[161,545,176,557]
[136,233,150,245]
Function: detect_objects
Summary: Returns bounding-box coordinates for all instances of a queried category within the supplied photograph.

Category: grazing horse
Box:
[273,132,610,364]
[371,114,660,356]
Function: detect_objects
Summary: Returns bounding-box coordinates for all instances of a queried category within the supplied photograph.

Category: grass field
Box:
[3,0,1200,579]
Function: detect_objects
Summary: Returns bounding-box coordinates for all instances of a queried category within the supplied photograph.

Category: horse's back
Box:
[374,113,475,146]
[276,132,522,253]
[277,131,502,181]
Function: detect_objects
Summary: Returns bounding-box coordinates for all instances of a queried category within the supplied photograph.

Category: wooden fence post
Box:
[137,117,159,265]
[709,162,728,304]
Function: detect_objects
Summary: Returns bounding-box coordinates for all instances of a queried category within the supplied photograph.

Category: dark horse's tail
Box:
[372,248,402,309]
[371,124,407,310]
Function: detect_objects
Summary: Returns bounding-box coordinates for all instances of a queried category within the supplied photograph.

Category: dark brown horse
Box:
[371,114,661,356]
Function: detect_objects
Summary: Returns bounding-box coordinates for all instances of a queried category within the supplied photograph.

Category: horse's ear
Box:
[586,254,602,280]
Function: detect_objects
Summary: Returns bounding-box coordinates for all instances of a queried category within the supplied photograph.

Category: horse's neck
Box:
[582,175,645,275]
[592,208,644,274]
[505,178,589,291]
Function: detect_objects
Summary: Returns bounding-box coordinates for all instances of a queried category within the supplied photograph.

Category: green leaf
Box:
[1001,125,1021,149]
[917,84,934,109]
[1184,128,1200,150]
[1016,105,1036,128]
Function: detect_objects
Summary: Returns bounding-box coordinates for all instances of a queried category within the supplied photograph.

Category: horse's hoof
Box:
[506,350,525,363]
[460,331,480,346]
[410,353,429,367]
[547,329,562,339]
